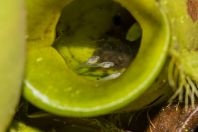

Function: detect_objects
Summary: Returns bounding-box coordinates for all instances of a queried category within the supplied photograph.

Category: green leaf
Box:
[126,22,142,42]
[9,122,42,132]
[0,0,25,131]
[9,117,124,132]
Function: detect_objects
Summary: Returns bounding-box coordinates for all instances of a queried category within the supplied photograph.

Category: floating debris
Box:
[98,61,115,68]
[86,56,100,65]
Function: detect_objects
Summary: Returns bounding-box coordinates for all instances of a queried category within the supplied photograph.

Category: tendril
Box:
[168,58,198,109]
